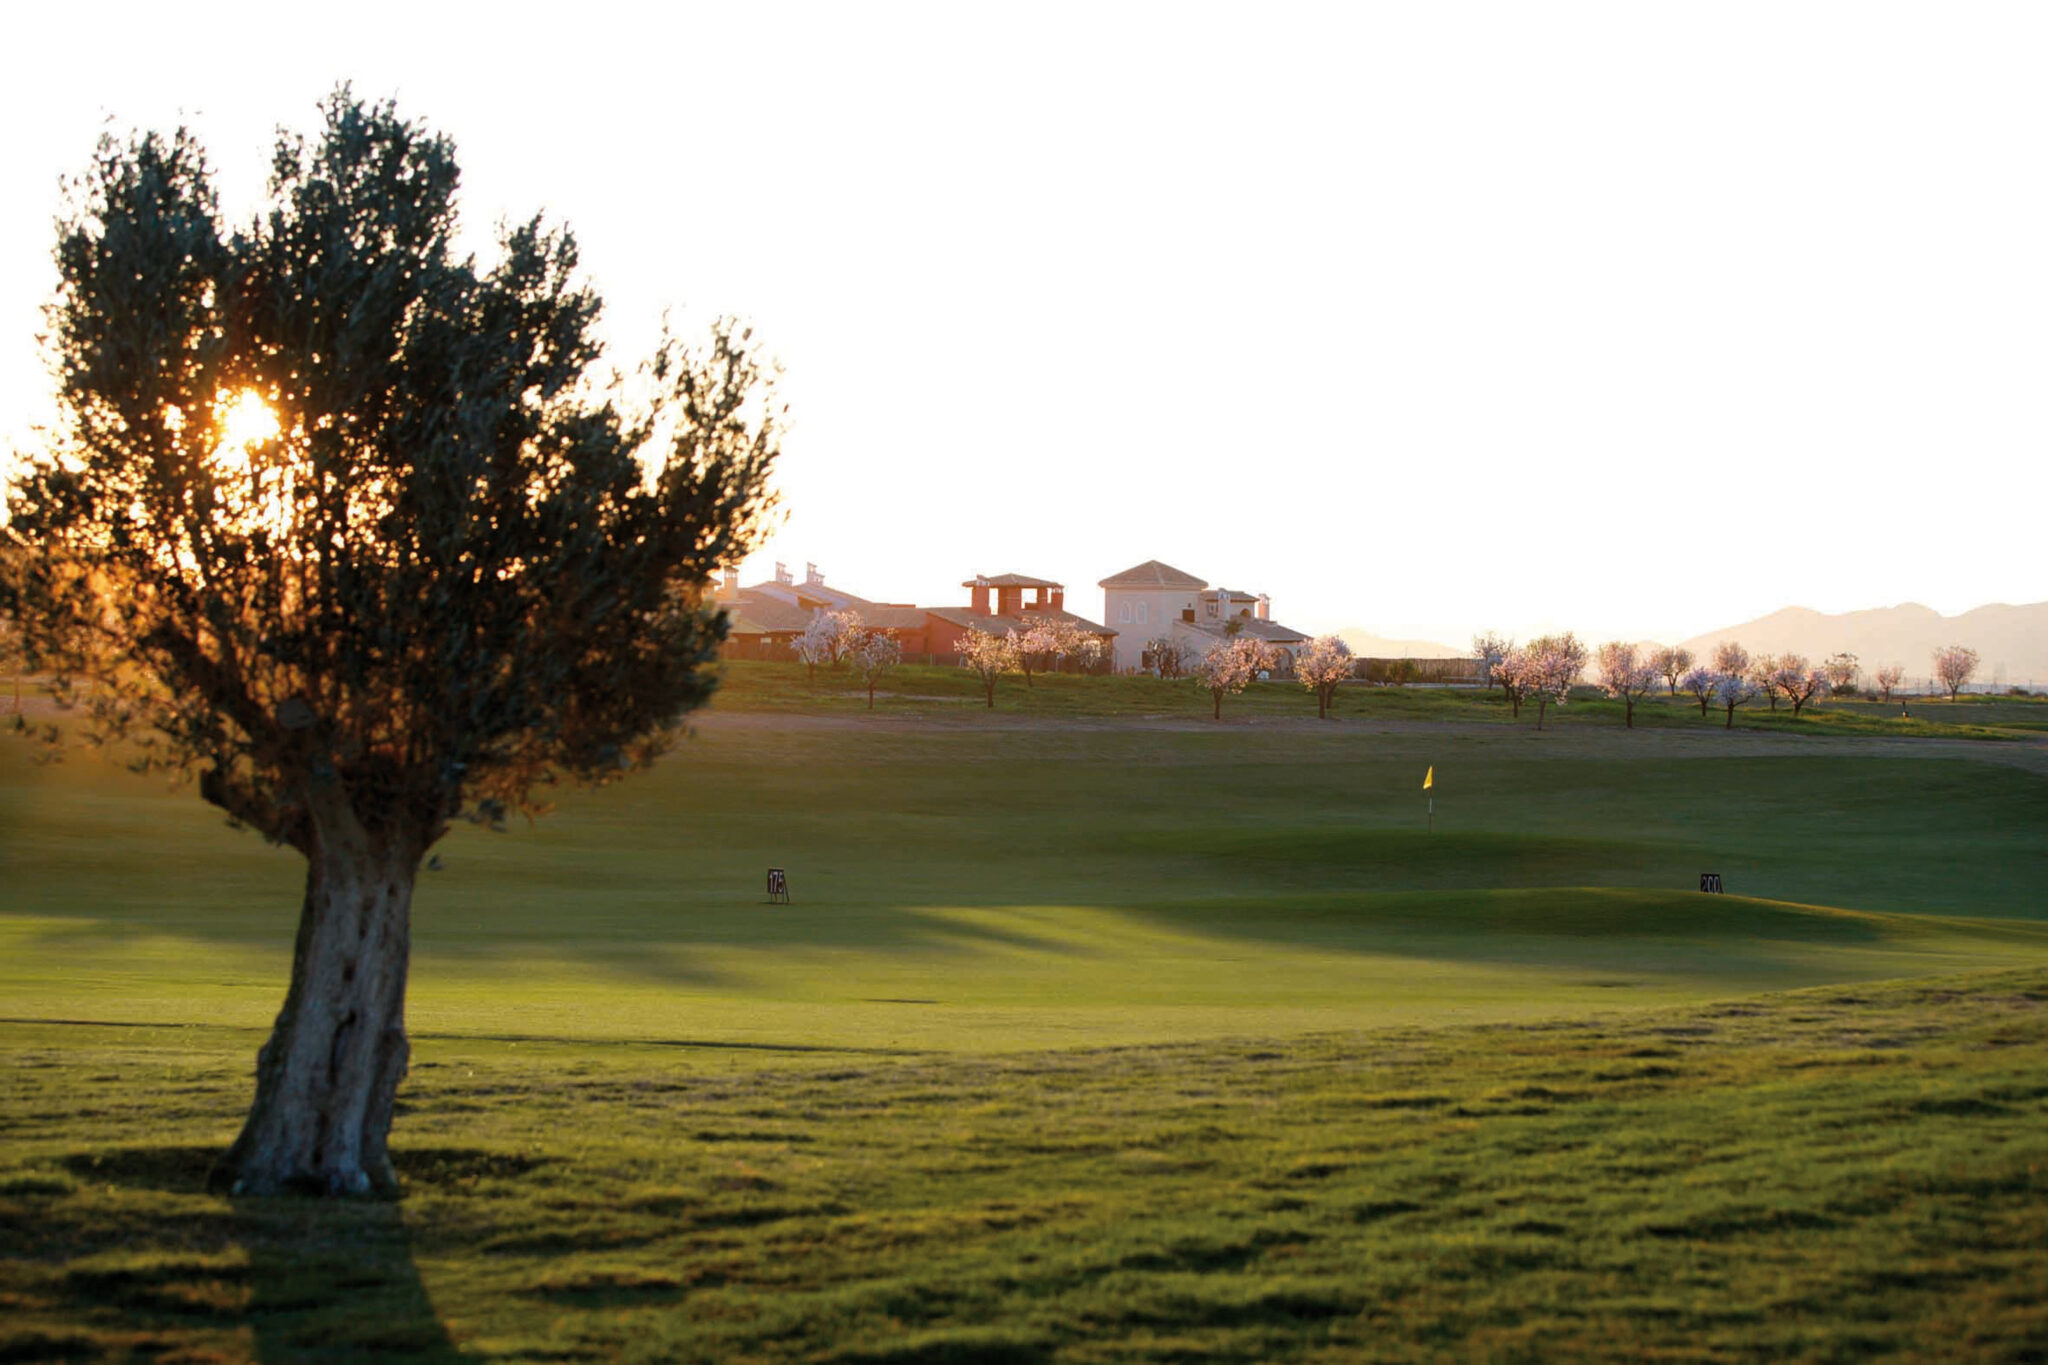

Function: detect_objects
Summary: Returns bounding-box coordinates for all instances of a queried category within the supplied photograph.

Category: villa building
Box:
[1097,559,1310,674]
[715,563,1115,664]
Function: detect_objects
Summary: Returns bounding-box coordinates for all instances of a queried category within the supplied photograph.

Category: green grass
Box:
[4,971,2046,1362]
[3,666,2046,1359]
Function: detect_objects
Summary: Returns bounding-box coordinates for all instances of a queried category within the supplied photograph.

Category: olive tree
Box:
[1,94,780,1196]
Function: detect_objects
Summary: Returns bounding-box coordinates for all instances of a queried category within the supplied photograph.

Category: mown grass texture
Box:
[3,667,2046,1360]
[3,971,2045,1362]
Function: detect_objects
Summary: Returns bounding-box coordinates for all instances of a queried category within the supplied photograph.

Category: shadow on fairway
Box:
[57,1144,472,1363]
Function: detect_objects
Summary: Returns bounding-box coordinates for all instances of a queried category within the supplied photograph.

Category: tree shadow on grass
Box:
[56,1144,473,1363]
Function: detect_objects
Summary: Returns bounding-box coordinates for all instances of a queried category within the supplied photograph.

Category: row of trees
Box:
[952,620,1108,705]
[792,609,902,707]
[1476,631,1990,732]
[954,627,1359,720]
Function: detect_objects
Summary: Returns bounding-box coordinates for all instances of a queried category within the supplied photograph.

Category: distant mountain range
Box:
[1676,603,2048,688]
[1334,629,1466,660]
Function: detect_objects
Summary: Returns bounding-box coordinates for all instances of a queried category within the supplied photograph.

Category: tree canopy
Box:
[2,91,781,1194]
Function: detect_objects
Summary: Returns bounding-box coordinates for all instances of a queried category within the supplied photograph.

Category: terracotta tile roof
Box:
[963,573,1063,589]
[928,607,1117,637]
[1099,559,1207,590]
[857,606,934,630]
[722,592,814,635]
[1181,617,1310,646]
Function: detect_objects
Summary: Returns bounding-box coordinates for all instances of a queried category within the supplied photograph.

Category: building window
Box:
[1118,600,1132,624]
[1205,600,1219,619]
[1136,601,1148,626]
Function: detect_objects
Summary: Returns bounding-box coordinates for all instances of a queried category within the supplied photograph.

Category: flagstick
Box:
[1427,795,1433,833]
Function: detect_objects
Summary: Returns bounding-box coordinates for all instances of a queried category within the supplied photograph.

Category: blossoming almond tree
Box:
[957,627,1017,708]
[1715,669,1759,729]
[1596,641,1660,728]
[1294,634,1354,719]
[1652,646,1694,696]
[1509,633,1587,731]
[848,630,902,710]
[1713,642,1750,677]
[1933,644,1980,700]
[1875,663,1905,702]
[1680,665,1719,717]
[1191,637,1259,719]
[1495,646,1530,718]
[1019,617,1090,685]
[1472,632,1512,694]
[797,609,861,680]
[1747,654,1784,710]
[1824,652,1860,691]
[1771,655,1829,717]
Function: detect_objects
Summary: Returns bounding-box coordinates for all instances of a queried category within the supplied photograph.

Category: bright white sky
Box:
[3,2,2043,648]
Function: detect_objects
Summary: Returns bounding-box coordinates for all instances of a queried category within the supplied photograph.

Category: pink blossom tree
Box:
[1652,646,1694,696]
[1875,663,1905,702]
[1680,665,1719,717]
[1823,652,1860,691]
[1472,632,1513,694]
[956,627,1018,708]
[1505,632,1587,730]
[1747,654,1784,710]
[1495,647,1530,718]
[1294,634,1355,719]
[1191,636,1259,719]
[1771,655,1829,717]
[1932,644,1980,701]
[1016,620,1058,688]
[1712,641,1749,677]
[1596,641,1660,728]
[1714,669,1759,729]
[1020,617,1091,684]
[797,608,862,680]
[848,630,902,710]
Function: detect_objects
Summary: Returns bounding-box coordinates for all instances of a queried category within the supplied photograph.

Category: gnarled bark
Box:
[212,786,422,1197]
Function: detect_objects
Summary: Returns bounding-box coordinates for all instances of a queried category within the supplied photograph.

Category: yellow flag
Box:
[1423,765,1434,790]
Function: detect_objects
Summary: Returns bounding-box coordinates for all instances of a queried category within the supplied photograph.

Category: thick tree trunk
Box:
[213,793,423,1197]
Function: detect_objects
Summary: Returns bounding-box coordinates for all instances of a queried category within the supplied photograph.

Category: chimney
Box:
[1050,588,1065,611]
[805,561,823,586]
[970,576,990,614]
[774,561,792,585]
[722,566,739,595]
[997,585,1023,616]
[1257,594,1271,621]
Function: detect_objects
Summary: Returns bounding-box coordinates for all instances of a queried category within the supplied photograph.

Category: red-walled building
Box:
[715,564,1115,664]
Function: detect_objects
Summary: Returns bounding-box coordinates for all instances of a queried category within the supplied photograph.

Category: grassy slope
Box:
[4,676,2046,1051]
[4,668,2047,1359]
[3,971,2044,1363]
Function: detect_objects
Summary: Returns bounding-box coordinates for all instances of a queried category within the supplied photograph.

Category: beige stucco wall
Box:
[1102,586,1203,670]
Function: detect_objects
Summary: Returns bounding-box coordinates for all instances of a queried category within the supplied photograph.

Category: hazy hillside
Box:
[1678,602,2048,688]
[1334,628,1465,659]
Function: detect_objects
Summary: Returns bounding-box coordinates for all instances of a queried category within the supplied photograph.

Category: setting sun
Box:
[216,390,279,452]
